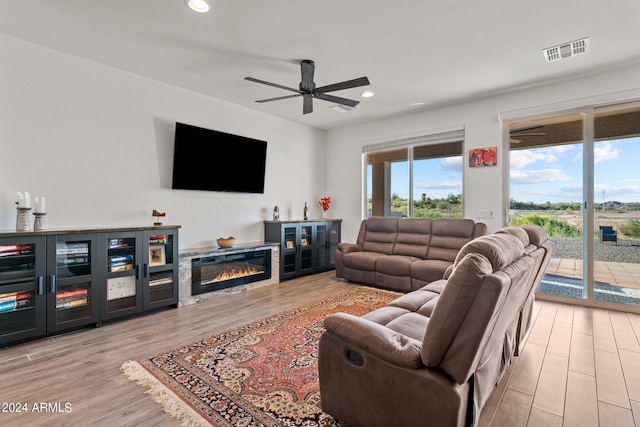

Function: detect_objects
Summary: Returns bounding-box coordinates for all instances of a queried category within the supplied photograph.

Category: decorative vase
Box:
[322,210,328,219]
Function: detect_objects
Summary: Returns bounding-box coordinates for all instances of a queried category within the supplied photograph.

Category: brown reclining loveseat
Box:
[319,225,556,427]
[336,217,487,292]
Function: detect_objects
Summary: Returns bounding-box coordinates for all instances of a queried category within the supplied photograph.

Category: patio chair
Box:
[599,226,617,244]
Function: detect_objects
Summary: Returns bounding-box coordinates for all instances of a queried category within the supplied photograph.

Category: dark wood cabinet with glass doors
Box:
[264,219,341,281]
[0,225,179,347]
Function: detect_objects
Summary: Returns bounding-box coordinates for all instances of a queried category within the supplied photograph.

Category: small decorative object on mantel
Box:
[33,196,47,231]
[273,205,280,221]
[15,191,32,232]
[152,209,166,226]
[216,236,235,248]
[303,202,308,220]
[318,196,331,218]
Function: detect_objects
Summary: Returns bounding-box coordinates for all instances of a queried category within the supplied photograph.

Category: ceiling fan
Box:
[509,125,546,143]
[245,60,370,114]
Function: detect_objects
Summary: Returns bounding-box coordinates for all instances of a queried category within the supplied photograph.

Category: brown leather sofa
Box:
[336,217,487,292]
[319,225,555,427]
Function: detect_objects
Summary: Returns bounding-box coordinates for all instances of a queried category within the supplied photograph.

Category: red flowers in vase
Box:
[318,196,331,212]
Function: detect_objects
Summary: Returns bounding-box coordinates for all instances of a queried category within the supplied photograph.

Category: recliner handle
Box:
[344,349,364,366]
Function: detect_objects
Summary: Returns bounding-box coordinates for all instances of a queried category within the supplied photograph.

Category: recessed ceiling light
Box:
[186,0,210,13]
[410,102,425,106]
[361,91,375,98]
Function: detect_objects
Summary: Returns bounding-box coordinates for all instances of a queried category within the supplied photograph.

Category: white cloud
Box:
[414,180,461,190]
[509,168,571,184]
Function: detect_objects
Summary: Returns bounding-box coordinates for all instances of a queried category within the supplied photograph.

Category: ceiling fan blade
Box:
[303,94,313,114]
[315,93,360,108]
[511,132,546,136]
[255,94,301,103]
[315,76,370,93]
[300,60,315,92]
[245,77,301,94]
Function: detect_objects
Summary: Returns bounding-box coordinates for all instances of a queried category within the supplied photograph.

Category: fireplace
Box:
[191,249,271,296]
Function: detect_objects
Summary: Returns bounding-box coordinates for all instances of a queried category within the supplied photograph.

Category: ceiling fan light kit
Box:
[245,59,370,114]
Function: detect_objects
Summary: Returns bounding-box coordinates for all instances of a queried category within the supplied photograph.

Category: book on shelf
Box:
[57,255,90,265]
[108,238,130,249]
[0,292,18,304]
[56,288,88,299]
[56,244,89,255]
[0,300,17,313]
[0,244,34,257]
[148,235,169,245]
[109,254,134,264]
[109,264,134,272]
[56,298,88,309]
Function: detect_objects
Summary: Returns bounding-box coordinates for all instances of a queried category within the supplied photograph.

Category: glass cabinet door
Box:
[102,232,142,319]
[315,223,328,269]
[47,234,99,332]
[281,225,298,277]
[143,230,178,309]
[299,224,314,273]
[0,236,46,345]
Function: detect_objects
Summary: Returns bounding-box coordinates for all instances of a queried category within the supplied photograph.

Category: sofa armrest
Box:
[323,312,423,369]
[337,242,363,253]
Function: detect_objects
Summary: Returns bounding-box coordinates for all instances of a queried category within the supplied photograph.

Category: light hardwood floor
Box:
[1,271,639,426]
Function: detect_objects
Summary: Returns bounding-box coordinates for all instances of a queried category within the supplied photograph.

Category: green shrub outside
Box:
[621,219,640,238]
[511,214,582,237]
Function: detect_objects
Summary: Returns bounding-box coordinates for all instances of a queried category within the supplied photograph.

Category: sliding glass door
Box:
[507,102,640,311]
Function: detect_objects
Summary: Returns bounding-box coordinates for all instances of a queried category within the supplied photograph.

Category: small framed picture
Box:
[301,238,308,246]
[149,245,166,266]
[286,240,294,249]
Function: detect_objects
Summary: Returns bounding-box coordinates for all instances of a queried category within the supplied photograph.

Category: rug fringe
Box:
[121,360,210,427]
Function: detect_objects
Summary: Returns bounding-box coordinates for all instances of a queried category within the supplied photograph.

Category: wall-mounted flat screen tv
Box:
[171,122,267,193]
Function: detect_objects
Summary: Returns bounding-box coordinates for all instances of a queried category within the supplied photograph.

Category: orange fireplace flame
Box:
[213,265,260,282]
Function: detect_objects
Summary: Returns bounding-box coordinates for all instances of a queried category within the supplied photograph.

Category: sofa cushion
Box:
[341,251,387,271]
[376,255,419,276]
[410,259,452,283]
[393,218,432,258]
[454,233,525,272]
[426,218,478,262]
[362,217,398,255]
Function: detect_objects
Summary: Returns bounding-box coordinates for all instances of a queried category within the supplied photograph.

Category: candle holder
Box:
[16,207,32,232]
[33,213,47,231]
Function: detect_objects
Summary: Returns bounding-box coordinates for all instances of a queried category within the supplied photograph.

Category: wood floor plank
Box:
[592,309,618,353]
[489,388,533,427]
[569,331,596,376]
[598,401,635,427]
[572,305,594,336]
[547,318,572,357]
[526,408,563,427]
[532,353,568,416]
[563,371,599,427]
[609,311,640,353]
[618,349,640,402]
[508,342,546,396]
[595,349,631,409]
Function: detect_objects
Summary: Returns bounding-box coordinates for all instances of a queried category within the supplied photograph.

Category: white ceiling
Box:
[2,0,640,131]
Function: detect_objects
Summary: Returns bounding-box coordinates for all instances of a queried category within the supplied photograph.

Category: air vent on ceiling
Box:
[543,37,590,63]
[329,104,354,113]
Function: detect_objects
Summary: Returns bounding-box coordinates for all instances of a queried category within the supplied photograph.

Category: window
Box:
[363,129,464,218]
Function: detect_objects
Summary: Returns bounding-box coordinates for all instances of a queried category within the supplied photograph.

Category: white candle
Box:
[34,196,46,214]
[17,192,24,206]
[24,192,31,209]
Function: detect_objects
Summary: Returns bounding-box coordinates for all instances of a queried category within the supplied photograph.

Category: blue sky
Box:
[370,136,640,204]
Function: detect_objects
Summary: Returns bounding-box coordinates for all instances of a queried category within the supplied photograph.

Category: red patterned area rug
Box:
[121,287,399,426]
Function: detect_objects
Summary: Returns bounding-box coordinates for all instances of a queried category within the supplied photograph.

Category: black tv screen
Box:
[171,122,267,193]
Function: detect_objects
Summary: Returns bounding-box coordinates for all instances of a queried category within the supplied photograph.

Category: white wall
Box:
[0,34,325,249]
[326,63,640,241]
